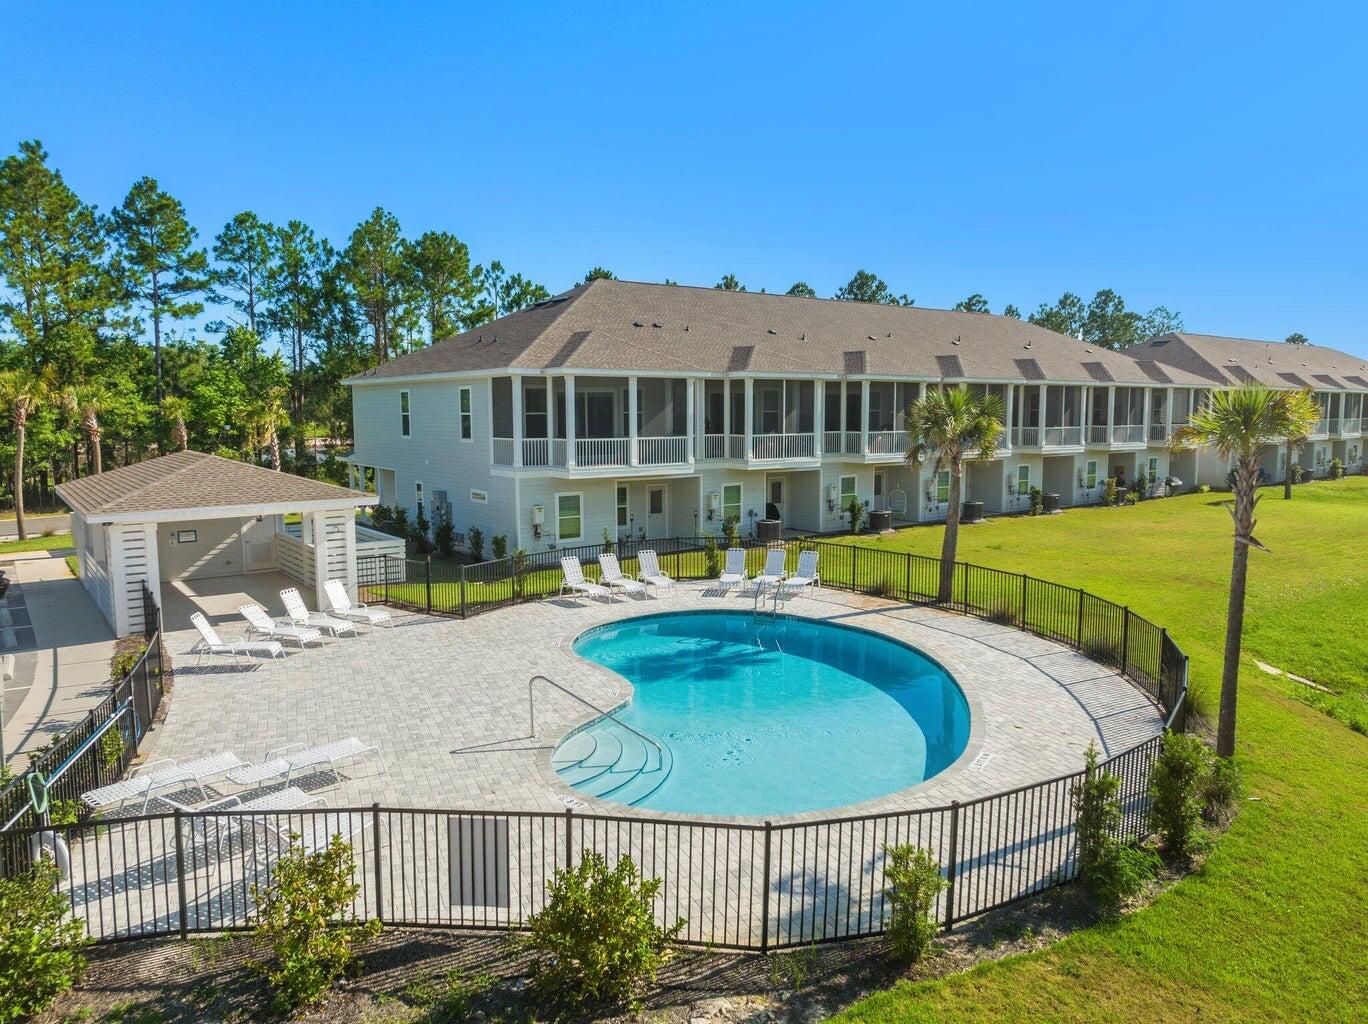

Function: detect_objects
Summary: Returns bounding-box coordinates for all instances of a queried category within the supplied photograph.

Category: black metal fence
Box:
[2,549,1187,951]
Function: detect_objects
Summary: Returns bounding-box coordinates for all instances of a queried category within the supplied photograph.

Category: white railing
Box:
[728,434,746,459]
[750,432,815,460]
[704,434,727,459]
[276,530,315,585]
[575,437,630,467]
[1042,426,1083,447]
[551,439,567,466]
[866,430,904,455]
[522,438,551,467]
[1088,425,1108,444]
[1015,427,1040,448]
[492,437,515,465]
[1339,418,1361,435]
[1111,424,1145,443]
[844,430,862,454]
[1314,418,1329,435]
[823,430,844,454]
[1148,424,1168,442]
[637,436,689,466]
[1326,419,1340,436]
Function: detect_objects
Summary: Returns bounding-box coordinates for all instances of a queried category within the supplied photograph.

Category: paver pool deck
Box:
[150,583,1162,823]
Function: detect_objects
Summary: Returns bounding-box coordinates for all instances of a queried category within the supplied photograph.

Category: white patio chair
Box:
[598,553,646,598]
[280,588,357,637]
[227,737,382,788]
[82,751,247,815]
[241,804,374,870]
[777,549,821,595]
[239,604,323,649]
[753,547,788,590]
[324,579,392,629]
[559,557,612,603]
[189,612,284,666]
[717,547,750,592]
[636,549,677,597]
[888,488,908,517]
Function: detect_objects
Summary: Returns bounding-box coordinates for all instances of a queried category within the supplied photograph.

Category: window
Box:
[556,492,583,541]
[400,390,411,437]
[1016,465,1030,493]
[1086,460,1098,488]
[839,475,857,507]
[721,483,742,524]
[761,386,782,433]
[621,387,644,435]
[1148,456,1159,479]
[649,489,664,515]
[936,470,951,503]
[458,386,472,441]
[523,387,548,438]
[616,485,628,530]
[415,481,424,521]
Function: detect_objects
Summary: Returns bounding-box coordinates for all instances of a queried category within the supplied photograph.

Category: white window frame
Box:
[936,470,951,503]
[458,386,473,442]
[555,491,584,542]
[721,482,742,524]
[1085,459,1098,488]
[616,483,629,533]
[839,474,857,508]
[400,390,411,438]
[1148,456,1159,478]
[1016,464,1030,493]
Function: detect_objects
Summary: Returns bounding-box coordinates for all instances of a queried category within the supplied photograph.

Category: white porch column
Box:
[1004,385,1015,448]
[512,376,524,468]
[565,374,577,468]
[1106,385,1116,439]
[1142,387,1152,441]
[814,381,825,456]
[743,377,754,459]
[626,374,637,467]
[1037,384,1047,434]
[860,379,870,454]
[1081,387,1090,437]
[1165,387,1174,434]
[685,377,696,466]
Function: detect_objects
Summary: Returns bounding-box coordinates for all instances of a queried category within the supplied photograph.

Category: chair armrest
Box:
[264,743,307,760]
[128,758,173,779]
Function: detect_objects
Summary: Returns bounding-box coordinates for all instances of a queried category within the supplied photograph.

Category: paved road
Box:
[0,513,70,538]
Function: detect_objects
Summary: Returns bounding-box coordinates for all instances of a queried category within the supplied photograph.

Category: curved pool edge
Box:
[535,605,989,826]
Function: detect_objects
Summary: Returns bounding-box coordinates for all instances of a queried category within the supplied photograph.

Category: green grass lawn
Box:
[827,477,1368,1023]
[0,532,75,555]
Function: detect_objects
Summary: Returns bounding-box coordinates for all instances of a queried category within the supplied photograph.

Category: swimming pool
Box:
[553,610,971,816]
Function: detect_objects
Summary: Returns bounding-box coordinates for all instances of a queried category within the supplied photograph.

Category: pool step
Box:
[555,723,673,807]
[552,730,625,787]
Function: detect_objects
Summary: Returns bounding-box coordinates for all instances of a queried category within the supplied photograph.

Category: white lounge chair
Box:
[777,549,821,595]
[227,737,382,788]
[82,751,247,814]
[636,549,677,597]
[243,805,374,868]
[189,612,284,666]
[717,547,750,592]
[598,553,646,598]
[280,588,357,637]
[239,604,323,649]
[753,548,788,590]
[324,579,392,629]
[559,557,612,603]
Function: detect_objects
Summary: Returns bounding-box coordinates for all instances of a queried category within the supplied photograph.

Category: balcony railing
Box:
[523,438,551,467]
[823,430,844,454]
[1326,419,1340,436]
[636,436,689,466]
[1148,424,1168,442]
[1338,418,1362,436]
[844,430,862,454]
[1042,426,1083,447]
[704,434,727,459]
[1088,424,1108,444]
[1111,424,1146,444]
[750,432,815,460]
[728,434,745,459]
[493,437,515,465]
[576,437,630,467]
[1015,426,1040,448]
[1314,418,1329,435]
[866,430,905,455]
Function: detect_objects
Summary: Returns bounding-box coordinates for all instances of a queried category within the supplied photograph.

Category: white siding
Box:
[156,517,246,580]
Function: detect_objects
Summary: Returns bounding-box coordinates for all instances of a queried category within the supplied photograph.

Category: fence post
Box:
[87,710,101,788]
[459,564,468,619]
[174,809,189,939]
[903,551,911,601]
[371,802,384,924]
[759,821,773,953]
[943,800,960,932]
[1121,607,1131,674]
[1075,588,1085,649]
[564,807,574,869]
[849,545,856,591]
[1020,573,1028,625]
[424,555,433,614]
[1159,627,1169,706]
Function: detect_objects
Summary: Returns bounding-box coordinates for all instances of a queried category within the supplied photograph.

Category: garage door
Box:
[157,518,248,580]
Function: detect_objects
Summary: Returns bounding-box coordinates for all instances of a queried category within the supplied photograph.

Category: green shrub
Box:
[1194,483,1212,494]
[511,549,530,598]
[524,852,683,1010]
[1028,486,1044,516]
[101,725,125,771]
[703,535,721,578]
[467,526,484,561]
[109,637,148,680]
[410,508,431,554]
[1073,742,1155,910]
[721,514,739,549]
[491,534,508,560]
[1329,457,1344,479]
[47,799,82,827]
[601,526,615,554]
[882,844,946,964]
[433,511,455,557]
[0,858,89,1022]
[1202,753,1246,825]
[250,834,380,1013]
[846,496,865,533]
[1103,478,1119,506]
[391,505,409,536]
[1149,732,1209,864]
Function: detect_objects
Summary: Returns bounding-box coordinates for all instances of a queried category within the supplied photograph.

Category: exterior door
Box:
[242,515,277,571]
[646,486,668,538]
[874,471,884,508]
[767,476,784,519]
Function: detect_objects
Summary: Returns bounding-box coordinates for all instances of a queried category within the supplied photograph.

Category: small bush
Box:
[47,799,82,827]
[467,526,485,562]
[1149,732,1208,864]
[511,549,530,598]
[391,505,409,536]
[0,858,89,1021]
[100,726,125,771]
[251,834,381,1013]
[1103,478,1119,506]
[703,535,721,578]
[1028,486,1044,516]
[109,637,148,680]
[601,526,615,554]
[1202,753,1246,825]
[846,496,865,533]
[433,511,455,557]
[1073,742,1155,910]
[1194,483,1212,494]
[409,508,431,554]
[524,852,683,1010]
[1329,457,1344,480]
[882,844,946,965]
[721,514,740,549]
[491,534,508,560]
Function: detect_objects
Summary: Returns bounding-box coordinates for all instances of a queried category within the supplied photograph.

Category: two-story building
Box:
[344,280,1367,553]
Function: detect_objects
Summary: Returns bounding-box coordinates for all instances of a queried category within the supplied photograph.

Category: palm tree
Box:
[62,383,110,475]
[1171,386,1319,757]
[0,369,52,541]
[159,395,189,452]
[246,391,289,471]
[904,386,1005,603]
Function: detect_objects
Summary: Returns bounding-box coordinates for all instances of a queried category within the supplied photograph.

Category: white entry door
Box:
[767,476,785,518]
[646,486,668,537]
[242,515,277,571]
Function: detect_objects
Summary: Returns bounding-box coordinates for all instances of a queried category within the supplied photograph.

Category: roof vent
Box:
[867,335,875,341]
[684,324,689,331]
[633,320,644,328]
[652,321,663,329]
[1024,340,1033,349]
[952,335,961,346]
[767,328,778,335]
[800,333,805,341]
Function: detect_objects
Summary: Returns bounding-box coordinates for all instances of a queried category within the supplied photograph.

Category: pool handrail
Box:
[528,674,667,770]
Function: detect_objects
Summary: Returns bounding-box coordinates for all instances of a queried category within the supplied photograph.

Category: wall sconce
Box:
[706,491,720,521]
[824,484,838,512]
[530,504,545,541]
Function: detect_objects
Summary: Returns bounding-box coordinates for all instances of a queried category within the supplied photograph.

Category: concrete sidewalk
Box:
[1,552,116,769]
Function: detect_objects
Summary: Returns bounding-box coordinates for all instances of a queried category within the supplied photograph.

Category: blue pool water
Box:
[555,611,970,816]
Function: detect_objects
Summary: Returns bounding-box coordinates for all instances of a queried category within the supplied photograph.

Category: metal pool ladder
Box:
[528,674,667,771]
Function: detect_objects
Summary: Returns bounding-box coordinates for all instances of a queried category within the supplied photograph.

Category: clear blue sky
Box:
[4,1,1365,356]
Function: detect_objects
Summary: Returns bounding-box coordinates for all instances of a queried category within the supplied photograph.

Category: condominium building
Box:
[344,280,1367,552]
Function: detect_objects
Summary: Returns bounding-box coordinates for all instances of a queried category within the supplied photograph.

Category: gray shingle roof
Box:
[1124,333,1368,389]
[345,279,1215,387]
[56,450,369,521]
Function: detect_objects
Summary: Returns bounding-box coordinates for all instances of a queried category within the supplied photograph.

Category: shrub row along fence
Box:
[2,545,1186,951]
